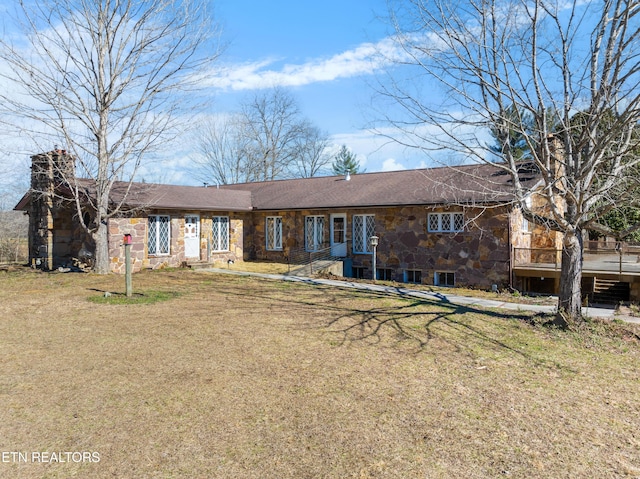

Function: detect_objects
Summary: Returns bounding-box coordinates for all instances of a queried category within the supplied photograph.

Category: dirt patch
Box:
[0,269,638,478]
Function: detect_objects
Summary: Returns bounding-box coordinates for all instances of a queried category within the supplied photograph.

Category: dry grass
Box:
[213,259,557,306]
[211,259,291,275]
[0,268,639,478]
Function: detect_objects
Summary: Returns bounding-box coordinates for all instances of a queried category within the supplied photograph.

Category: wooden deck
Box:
[513,249,640,277]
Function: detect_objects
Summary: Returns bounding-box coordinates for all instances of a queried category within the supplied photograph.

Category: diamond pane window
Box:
[453,213,464,231]
[212,216,229,252]
[305,216,324,251]
[353,215,364,252]
[442,214,451,231]
[148,219,157,254]
[266,216,283,250]
[428,214,439,231]
[148,215,170,255]
[427,213,464,233]
[353,214,375,253]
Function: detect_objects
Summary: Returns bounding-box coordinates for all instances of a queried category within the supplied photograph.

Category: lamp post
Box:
[370,235,379,281]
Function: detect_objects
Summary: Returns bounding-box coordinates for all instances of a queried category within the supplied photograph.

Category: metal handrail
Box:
[287,244,337,275]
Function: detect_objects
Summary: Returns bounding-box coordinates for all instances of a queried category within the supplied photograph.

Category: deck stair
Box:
[590,278,630,305]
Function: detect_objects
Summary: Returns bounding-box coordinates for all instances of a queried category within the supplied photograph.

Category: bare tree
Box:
[195,88,331,182]
[0,211,28,264]
[290,122,332,178]
[194,115,251,185]
[0,160,29,212]
[0,0,220,273]
[381,0,640,325]
[240,87,309,181]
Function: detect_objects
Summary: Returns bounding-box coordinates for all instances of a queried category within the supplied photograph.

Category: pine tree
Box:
[332,145,362,176]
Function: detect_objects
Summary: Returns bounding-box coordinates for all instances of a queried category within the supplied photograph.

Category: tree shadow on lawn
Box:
[209,278,557,369]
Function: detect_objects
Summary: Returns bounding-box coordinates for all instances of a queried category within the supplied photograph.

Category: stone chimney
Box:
[28,148,75,269]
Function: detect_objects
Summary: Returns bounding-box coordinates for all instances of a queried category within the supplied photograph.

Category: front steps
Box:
[587,278,630,305]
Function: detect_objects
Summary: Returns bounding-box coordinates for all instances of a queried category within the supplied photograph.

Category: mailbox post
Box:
[123,234,133,297]
[370,235,379,282]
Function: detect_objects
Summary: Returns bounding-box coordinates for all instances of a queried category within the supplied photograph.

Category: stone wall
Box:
[29,150,79,270]
[246,205,515,290]
[108,212,248,273]
[51,203,94,267]
[108,217,149,274]
[372,206,512,288]
[199,213,246,264]
[108,213,185,273]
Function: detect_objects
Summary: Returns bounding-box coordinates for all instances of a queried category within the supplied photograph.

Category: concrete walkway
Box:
[198,268,640,324]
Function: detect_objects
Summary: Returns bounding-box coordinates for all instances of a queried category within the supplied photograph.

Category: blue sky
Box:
[0,0,611,204]
[0,0,428,202]
[158,0,427,183]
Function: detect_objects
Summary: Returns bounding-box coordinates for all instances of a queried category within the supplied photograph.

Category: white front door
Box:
[330,214,347,257]
[184,215,200,259]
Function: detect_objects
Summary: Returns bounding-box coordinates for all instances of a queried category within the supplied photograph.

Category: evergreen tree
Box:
[332,145,363,176]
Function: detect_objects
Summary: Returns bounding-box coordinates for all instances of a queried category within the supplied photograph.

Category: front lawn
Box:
[0,269,638,478]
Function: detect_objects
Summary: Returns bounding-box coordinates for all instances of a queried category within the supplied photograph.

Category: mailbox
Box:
[123,234,132,245]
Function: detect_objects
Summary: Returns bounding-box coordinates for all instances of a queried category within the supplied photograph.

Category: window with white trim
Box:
[212,216,230,252]
[353,214,375,253]
[428,212,464,232]
[305,216,324,251]
[148,215,170,255]
[266,216,283,251]
[434,271,455,287]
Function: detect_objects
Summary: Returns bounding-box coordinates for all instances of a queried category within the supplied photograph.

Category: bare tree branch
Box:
[380,0,640,324]
[0,0,221,273]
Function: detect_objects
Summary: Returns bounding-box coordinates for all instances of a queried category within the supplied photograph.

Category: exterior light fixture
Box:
[370,235,379,281]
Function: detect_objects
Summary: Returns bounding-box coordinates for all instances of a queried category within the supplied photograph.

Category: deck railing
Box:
[514,243,640,275]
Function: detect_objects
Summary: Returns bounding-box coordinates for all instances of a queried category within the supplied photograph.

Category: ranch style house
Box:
[15,149,640,303]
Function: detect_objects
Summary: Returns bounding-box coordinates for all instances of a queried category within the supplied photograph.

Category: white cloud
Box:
[203,36,408,91]
[381,158,406,172]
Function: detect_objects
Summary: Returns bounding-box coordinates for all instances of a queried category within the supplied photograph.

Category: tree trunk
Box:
[93,221,110,274]
[556,230,583,327]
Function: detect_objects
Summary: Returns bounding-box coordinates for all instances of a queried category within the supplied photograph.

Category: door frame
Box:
[184,214,200,259]
[330,213,347,257]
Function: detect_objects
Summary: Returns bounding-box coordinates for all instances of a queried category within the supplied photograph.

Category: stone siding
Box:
[108,212,248,273]
[29,151,86,270]
[247,206,514,290]
[108,217,150,274]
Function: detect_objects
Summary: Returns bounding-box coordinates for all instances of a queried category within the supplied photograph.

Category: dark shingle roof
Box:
[221,163,538,210]
[14,180,253,212]
[105,181,253,211]
[15,163,538,212]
